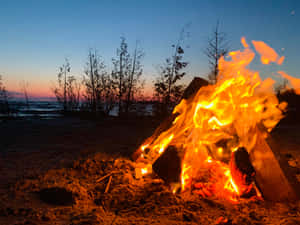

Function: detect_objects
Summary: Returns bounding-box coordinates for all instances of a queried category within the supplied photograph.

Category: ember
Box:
[134,37,300,202]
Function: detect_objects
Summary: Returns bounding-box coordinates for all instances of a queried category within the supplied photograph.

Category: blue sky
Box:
[0,0,299,97]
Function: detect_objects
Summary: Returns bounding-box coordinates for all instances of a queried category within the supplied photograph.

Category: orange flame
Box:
[252,40,284,65]
[278,71,300,94]
[136,37,297,201]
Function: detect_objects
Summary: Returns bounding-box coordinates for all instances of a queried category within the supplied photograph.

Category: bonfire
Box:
[6,37,300,225]
[134,37,299,202]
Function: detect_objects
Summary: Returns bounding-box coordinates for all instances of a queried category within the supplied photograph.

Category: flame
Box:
[217,147,223,154]
[278,71,300,94]
[252,40,284,65]
[141,144,149,151]
[135,37,298,201]
[141,168,148,175]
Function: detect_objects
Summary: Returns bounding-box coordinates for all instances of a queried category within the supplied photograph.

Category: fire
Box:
[136,37,298,201]
[141,168,148,175]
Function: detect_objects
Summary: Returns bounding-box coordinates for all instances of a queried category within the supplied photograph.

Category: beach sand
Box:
[0,117,300,225]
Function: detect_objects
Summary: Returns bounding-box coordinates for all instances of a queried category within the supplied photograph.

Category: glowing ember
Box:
[135,37,298,201]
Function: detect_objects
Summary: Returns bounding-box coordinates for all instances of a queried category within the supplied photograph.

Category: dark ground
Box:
[0,117,158,188]
[0,117,300,224]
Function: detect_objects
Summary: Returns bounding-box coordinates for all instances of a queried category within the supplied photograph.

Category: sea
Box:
[0,100,153,119]
[1,100,63,119]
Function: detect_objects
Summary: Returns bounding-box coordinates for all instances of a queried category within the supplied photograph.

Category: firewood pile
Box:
[134,77,300,202]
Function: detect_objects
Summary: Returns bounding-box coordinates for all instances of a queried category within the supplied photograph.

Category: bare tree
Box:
[154,27,189,116]
[20,80,29,109]
[83,49,107,112]
[54,59,70,111]
[54,59,80,111]
[101,72,116,115]
[111,37,132,116]
[66,75,81,110]
[125,41,144,115]
[205,21,229,84]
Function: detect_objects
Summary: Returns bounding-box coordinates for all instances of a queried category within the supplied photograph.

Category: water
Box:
[1,101,154,118]
[1,101,62,118]
[109,103,153,116]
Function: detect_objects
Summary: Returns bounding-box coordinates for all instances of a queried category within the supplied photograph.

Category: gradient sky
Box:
[0,0,299,98]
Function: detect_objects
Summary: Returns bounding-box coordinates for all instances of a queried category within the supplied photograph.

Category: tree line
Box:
[53,31,193,118]
[53,37,146,117]
[0,23,231,118]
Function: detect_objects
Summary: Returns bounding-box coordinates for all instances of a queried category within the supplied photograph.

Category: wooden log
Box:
[231,147,255,184]
[152,145,182,183]
[268,135,300,201]
[230,147,256,196]
[249,132,299,201]
[181,77,209,100]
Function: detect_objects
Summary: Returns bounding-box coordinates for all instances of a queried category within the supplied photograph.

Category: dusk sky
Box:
[0,0,299,98]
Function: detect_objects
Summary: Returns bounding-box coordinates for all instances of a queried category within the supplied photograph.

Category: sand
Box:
[0,117,300,225]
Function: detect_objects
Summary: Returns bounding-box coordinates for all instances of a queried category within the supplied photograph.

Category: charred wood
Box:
[152,146,182,183]
[230,147,255,196]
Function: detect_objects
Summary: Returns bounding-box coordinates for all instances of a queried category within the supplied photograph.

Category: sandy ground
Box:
[0,117,158,189]
[0,117,300,225]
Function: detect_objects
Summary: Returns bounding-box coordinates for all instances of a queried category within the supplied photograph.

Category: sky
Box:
[0,0,299,99]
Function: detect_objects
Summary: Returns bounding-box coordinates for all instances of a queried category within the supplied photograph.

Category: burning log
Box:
[152,145,182,183]
[230,147,255,196]
[181,77,209,99]
[132,77,209,162]
[250,131,299,201]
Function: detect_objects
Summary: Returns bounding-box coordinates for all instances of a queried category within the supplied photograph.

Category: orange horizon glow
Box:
[7,85,55,99]
[6,82,154,100]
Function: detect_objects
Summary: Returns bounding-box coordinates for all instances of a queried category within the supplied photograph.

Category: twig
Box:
[96,171,116,183]
[105,175,112,193]
[110,214,117,225]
